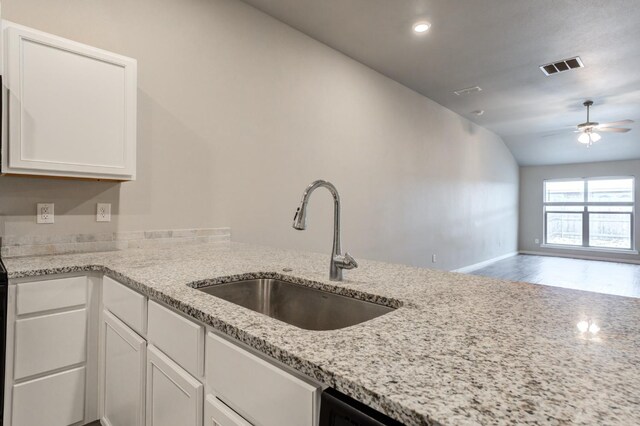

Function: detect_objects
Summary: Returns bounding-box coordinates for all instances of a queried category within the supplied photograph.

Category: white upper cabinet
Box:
[1,20,137,180]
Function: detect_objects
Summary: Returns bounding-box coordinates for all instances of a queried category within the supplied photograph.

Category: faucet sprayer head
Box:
[292,204,307,230]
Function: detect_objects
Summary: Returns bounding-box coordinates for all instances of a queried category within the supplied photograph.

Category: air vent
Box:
[453,86,482,96]
[540,56,584,76]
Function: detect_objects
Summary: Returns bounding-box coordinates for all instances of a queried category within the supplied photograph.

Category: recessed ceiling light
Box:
[413,22,431,33]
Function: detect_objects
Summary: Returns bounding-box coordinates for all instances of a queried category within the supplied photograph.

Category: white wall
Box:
[519,160,640,263]
[0,0,519,270]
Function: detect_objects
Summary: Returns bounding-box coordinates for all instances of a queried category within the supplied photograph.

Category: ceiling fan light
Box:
[578,133,590,144]
[591,132,601,142]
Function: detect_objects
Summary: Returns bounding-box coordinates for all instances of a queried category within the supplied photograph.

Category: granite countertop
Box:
[5,243,640,425]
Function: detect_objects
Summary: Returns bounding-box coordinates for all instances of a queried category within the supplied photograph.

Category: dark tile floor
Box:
[471,254,640,298]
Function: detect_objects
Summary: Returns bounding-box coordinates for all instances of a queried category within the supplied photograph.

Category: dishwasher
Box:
[320,388,405,426]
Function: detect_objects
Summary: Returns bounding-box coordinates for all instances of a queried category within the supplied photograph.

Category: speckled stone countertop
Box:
[5,243,640,425]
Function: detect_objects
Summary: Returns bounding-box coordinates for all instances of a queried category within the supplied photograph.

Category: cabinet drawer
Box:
[14,308,87,379]
[12,366,86,426]
[103,276,147,335]
[17,275,87,315]
[147,301,204,377]
[206,333,320,426]
[205,395,252,426]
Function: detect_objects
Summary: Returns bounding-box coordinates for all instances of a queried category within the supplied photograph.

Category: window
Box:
[543,177,635,250]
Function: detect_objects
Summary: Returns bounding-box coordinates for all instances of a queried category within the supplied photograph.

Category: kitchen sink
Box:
[195,278,395,330]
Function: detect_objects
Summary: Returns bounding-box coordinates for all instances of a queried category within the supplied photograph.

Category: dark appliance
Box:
[320,388,405,426]
[0,257,7,426]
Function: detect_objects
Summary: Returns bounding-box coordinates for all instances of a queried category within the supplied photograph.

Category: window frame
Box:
[542,176,636,252]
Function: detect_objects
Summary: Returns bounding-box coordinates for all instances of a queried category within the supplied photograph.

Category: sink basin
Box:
[196,278,395,330]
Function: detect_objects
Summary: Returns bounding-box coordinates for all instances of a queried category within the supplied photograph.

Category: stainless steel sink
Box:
[196,278,395,330]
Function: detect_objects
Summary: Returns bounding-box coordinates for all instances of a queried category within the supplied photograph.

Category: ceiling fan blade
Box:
[540,125,577,137]
[597,119,634,128]
[597,127,631,133]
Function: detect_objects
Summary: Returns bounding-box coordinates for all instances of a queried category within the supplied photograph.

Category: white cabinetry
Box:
[14,308,87,379]
[146,345,203,426]
[100,303,146,426]
[12,367,86,426]
[147,300,204,378]
[1,20,137,180]
[204,395,252,426]
[103,276,147,335]
[3,274,98,426]
[5,273,323,426]
[206,332,321,426]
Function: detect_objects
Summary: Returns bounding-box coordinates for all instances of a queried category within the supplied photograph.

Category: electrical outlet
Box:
[432,254,437,263]
[534,238,540,244]
[36,203,54,224]
[96,203,111,222]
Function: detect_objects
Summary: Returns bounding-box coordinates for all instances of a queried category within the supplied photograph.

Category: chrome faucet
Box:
[293,180,358,281]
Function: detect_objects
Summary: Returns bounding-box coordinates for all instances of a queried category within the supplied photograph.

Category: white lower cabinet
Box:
[12,366,86,426]
[147,300,204,378]
[206,332,320,426]
[146,345,203,426]
[6,274,322,426]
[204,395,252,426]
[4,274,97,426]
[101,310,146,426]
[14,308,87,380]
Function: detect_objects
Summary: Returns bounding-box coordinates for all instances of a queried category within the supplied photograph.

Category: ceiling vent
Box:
[454,86,482,96]
[540,56,584,76]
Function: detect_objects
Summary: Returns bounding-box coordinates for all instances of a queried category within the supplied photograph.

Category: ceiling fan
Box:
[575,100,634,146]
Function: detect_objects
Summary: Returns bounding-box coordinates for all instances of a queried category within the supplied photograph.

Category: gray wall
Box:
[519,160,640,262]
[1,0,519,271]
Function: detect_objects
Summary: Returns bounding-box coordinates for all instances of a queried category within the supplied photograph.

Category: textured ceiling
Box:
[241,0,640,165]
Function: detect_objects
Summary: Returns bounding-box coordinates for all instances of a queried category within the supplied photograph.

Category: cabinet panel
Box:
[12,366,86,426]
[2,20,136,180]
[204,395,252,426]
[206,332,319,426]
[103,276,147,335]
[102,310,146,426]
[147,301,204,378]
[146,345,203,426]
[14,308,87,379]
[16,275,87,315]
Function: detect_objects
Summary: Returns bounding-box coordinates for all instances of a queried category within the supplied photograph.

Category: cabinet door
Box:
[204,395,252,426]
[146,345,203,426]
[101,310,146,426]
[2,20,137,180]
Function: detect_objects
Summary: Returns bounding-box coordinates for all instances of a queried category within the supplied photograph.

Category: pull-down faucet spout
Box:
[293,180,358,281]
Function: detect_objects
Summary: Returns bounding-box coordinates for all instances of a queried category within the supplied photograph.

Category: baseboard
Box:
[452,252,518,273]
[519,250,640,265]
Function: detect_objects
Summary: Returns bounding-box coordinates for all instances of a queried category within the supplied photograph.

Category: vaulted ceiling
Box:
[241,0,640,166]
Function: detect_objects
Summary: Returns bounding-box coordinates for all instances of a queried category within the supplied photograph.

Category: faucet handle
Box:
[344,252,358,268]
[335,252,358,270]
